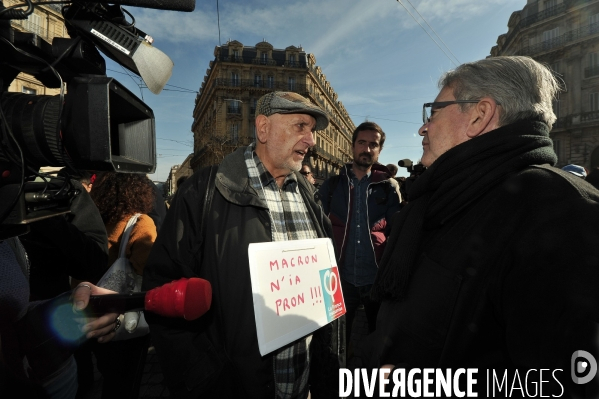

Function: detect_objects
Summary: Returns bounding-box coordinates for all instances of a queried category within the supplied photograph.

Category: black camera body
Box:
[397,159,426,203]
[398,158,426,176]
[0,1,160,237]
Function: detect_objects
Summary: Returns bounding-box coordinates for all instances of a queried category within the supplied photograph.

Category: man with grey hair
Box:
[143,92,343,398]
[364,56,599,396]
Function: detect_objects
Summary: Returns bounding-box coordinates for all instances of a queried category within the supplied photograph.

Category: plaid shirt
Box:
[244,144,316,399]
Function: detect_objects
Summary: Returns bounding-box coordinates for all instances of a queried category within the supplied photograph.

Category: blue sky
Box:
[105,0,526,181]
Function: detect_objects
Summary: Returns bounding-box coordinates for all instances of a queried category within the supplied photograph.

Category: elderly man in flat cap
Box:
[143,92,344,399]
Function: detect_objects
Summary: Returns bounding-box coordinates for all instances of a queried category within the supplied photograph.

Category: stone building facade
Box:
[5,2,67,95]
[490,0,599,169]
[165,153,194,195]
[165,164,179,196]
[172,154,193,194]
[190,40,356,182]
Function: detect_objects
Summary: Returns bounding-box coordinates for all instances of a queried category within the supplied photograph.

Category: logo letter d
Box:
[572,350,598,384]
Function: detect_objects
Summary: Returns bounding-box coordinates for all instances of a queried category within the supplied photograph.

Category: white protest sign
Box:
[248,238,346,356]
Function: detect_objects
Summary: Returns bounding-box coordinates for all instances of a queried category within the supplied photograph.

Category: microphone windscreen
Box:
[184,278,212,320]
[145,278,211,320]
[132,42,173,94]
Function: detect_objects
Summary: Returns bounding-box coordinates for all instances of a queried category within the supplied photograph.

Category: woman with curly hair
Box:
[87,172,157,399]
[91,172,157,276]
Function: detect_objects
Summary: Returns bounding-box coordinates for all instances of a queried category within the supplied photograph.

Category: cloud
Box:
[399,0,511,25]
[122,0,524,180]
[127,0,518,61]
[130,7,219,44]
[308,1,399,56]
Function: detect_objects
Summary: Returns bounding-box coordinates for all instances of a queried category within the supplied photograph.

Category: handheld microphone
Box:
[87,278,212,321]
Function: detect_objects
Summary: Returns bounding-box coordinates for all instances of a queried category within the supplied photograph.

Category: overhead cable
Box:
[403,0,461,65]
[396,0,460,67]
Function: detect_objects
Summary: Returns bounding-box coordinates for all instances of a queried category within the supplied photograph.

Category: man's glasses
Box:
[422,100,480,124]
[300,171,312,176]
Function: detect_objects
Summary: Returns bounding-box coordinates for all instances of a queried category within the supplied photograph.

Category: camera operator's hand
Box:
[72,283,119,343]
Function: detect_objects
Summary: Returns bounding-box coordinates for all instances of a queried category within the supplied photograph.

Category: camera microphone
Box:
[398,159,413,168]
[87,278,212,321]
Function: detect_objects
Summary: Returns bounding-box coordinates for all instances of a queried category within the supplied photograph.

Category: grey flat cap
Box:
[255,91,329,131]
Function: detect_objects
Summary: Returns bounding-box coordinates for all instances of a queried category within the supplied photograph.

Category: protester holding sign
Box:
[143,91,344,399]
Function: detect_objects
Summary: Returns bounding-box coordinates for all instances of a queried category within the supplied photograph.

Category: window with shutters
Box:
[587,53,599,78]
[228,100,241,114]
[231,72,239,87]
[230,123,239,142]
[23,12,42,36]
[591,13,599,33]
[543,27,559,42]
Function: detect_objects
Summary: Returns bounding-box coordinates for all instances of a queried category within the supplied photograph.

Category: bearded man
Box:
[318,121,401,348]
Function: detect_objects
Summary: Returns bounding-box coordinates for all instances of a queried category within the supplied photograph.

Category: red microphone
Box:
[86,278,211,321]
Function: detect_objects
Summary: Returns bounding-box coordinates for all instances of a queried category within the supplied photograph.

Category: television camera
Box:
[398,158,426,176]
[397,158,426,203]
[0,0,194,238]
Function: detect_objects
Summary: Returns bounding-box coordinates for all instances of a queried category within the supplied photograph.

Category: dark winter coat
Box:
[318,164,401,268]
[365,120,599,397]
[142,147,345,399]
[21,179,108,300]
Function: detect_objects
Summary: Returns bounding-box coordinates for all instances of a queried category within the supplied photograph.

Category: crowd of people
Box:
[1,55,599,398]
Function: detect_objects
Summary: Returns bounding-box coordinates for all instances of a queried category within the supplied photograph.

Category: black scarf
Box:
[371,119,557,301]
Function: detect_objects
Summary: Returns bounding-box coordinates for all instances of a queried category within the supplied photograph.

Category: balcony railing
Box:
[250,80,275,89]
[227,56,244,63]
[227,107,241,114]
[521,3,566,28]
[584,66,599,78]
[503,3,567,52]
[284,61,303,68]
[311,145,345,166]
[11,19,55,41]
[307,66,352,124]
[520,22,599,55]
[213,78,306,92]
[581,110,599,123]
[251,58,278,66]
[553,111,599,128]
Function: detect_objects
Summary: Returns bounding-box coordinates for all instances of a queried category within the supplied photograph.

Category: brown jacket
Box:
[106,214,157,276]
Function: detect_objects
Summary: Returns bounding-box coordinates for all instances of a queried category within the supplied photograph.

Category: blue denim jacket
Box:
[342,169,378,286]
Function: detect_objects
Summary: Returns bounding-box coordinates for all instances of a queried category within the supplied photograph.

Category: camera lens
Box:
[1,92,63,167]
